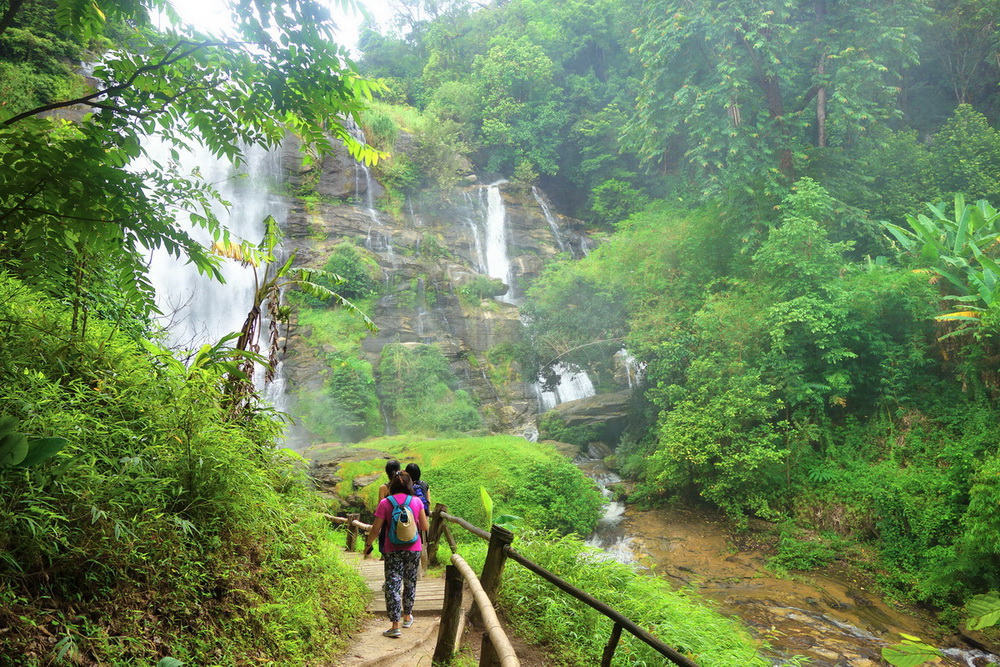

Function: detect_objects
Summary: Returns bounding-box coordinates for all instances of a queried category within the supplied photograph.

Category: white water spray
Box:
[532,186,567,253]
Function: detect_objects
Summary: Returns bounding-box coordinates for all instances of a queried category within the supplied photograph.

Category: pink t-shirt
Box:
[375,493,424,552]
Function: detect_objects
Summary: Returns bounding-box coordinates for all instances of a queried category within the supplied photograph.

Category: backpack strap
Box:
[387,495,400,510]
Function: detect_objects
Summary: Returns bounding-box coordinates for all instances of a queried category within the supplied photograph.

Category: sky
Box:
[166,0,393,53]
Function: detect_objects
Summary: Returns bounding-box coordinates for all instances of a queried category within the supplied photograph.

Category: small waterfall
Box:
[407,198,423,227]
[532,186,567,253]
[462,191,487,273]
[483,182,515,303]
[615,348,647,389]
[346,119,381,226]
[578,456,637,564]
[534,362,596,411]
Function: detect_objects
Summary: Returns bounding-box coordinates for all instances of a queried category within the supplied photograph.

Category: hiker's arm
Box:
[364,517,384,555]
[378,484,389,502]
[417,508,429,532]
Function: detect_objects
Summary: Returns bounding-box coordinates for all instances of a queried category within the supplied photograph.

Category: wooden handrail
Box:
[324,513,372,532]
[439,510,490,541]
[430,506,700,667]
[332,500,699,667]
[451,554,520,667]
[504,546,699,667]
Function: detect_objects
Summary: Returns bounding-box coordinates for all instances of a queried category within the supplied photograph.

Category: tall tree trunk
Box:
[815,0,828,148]
[817,54,827,148]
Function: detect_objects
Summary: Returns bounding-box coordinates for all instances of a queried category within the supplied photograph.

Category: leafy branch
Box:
[2,39,228,126]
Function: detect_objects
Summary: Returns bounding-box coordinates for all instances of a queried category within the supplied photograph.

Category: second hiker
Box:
[364,470,429,638]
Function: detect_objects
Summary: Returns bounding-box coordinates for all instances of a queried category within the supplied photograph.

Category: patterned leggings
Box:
[383,550,421,622]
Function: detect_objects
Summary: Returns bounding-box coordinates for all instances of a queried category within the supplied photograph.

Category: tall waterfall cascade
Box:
[483,182,516,303]
[144,139,290,412]
[532,186,568,253]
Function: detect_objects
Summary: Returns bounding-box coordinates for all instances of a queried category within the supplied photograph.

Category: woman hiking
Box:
[364,470,429,638]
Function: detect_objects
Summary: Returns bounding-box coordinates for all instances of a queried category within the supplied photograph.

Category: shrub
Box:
[328,435,603,537]
[458,275,508,304]
[377,343,484,435]
[537,411,601,448]
[321,242,381,300]
[359,104,399,151]
[0,274,368,664]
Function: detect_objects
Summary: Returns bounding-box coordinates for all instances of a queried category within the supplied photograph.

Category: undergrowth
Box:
[0,274,368,665]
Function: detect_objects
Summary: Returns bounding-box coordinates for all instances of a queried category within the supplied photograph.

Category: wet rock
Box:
[587,442,613,459]
[353,473,382,489]
[548,390,632,428]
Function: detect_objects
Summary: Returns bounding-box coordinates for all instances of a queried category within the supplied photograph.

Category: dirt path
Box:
[333,552,443,667]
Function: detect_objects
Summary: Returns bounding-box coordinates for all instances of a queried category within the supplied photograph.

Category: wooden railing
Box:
[329,503,701,667]
[427,504,701,667]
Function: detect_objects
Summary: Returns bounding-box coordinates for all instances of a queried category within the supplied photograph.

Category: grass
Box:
[315,434,604,537]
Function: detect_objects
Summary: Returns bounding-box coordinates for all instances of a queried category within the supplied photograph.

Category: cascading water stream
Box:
[532,185,568,253]
[533,362,596,411]
[579,454,637,563]
[462,191,488,273]
[346,120,381,227]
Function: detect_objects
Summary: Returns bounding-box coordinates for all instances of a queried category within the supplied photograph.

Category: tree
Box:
[627,0,929,194]
[0,0,381,334]
[473,37,566,176]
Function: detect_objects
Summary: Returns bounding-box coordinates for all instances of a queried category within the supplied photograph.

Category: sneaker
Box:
[382,628,402,638]
[402,619,414,629]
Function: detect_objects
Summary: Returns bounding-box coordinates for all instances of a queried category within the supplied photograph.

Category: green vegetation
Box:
[537,411,601,449]
[326,435,603,538]
[455,532,769,667]
[0,273,367,664]
[377,343,484,435]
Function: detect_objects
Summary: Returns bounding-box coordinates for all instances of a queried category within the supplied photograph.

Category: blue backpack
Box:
[412,482,428,508]
[387,495,418,546]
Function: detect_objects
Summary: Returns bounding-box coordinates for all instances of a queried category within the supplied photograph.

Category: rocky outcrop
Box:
[277,132,598,440]
[549,390,633,428]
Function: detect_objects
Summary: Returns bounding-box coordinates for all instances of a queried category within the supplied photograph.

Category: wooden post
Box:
[480,632,500,667]
[345,513,360,552]
[469,524,513,627]
[433,565,464,665]
[427,503,447,566]
[601,622,623,667]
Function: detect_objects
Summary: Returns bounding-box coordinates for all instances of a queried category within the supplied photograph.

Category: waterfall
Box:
[615,348,646,389]
[462,191,487,273]
[483,182,515,303]
[143,138,290,413]
[578,457,637,564]
[534,362,596,411]
[345,119,381,226]
[532,186,567,253]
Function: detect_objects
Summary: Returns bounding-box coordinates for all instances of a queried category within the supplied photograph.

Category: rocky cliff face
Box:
[276,136,596,439]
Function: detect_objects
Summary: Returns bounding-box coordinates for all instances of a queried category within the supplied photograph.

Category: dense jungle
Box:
[4,0,1000,665]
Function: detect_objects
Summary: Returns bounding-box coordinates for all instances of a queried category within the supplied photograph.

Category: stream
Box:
[578,458,999,667]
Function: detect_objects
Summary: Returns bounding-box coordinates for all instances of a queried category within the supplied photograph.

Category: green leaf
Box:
[0,432,29,467]
[965,592,1000,631]
[156,658,185,667]
[14,438,68,468]
[881,636,943,667]
[480,486,494,529]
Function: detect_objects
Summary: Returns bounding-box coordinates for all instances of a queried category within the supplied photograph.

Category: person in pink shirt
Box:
[364,471,429,638]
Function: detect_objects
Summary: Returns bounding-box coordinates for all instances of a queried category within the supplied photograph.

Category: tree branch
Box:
[1,39,231,126]
[0,179,46,224]
[0,0,28,37]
